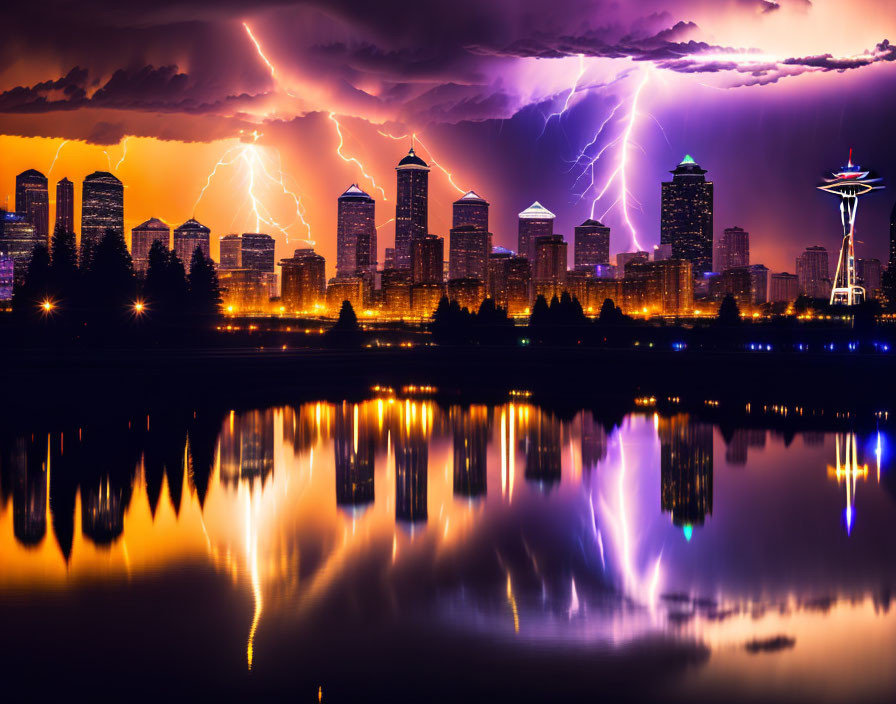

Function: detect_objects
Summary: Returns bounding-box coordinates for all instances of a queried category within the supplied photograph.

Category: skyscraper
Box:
[219,234,242,269]
[452,190,489,231]
[518,201,555,262]
[411,234,443,284]
[856,258,882,298]
[796,246,830,299]
[488,250,531,315]
[661,155,713,276]
[625,259,694,315]
[448,226,490,282]
[533,234,567,301]
[716,226,749,271]
[0,210,40,285]
[279,248,326,312]
[131,218,170,275]
[240,233,275,272]
[394,147,429,269]
[15,169,49,245]
[81,171,123,256]
[770,272,800,303]
[574,219,610,268]
[55,177,74,235]
[890,200,896,269]
[747,264,769,305]
[173,218,211,265]
[337,184,376,279]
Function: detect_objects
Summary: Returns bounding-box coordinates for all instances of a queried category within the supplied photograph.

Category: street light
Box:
[133,301,145,314]
[40,299,54,313]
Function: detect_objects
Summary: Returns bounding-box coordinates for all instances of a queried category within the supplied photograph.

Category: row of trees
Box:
[13,226,221,339]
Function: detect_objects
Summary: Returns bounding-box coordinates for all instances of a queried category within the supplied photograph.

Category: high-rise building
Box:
[130,218,170,275]
[661,155,713,276]
[488,250,531,315]
[796,245,830,299]
[518,201,555,262]
[770,272,800,303]
[0,210,41,285]
[659,414,713,531]
[337,184,376,279]
[15,169,49,245]
[219,234,242,269]
[718,266,753,306]
[173,218,211,266]
[890,200,896,270]
[326,277,365,314]
[394,148,429,269]
[240,233,275,272]
[81,171,123,256]
[411,234,443,285]
[218,269,270,313]
[381,268,412,317]
[856,258,882,298]
[279,248,326,312]
[716,226,750,271]
[0,256,14,301]
[616,251,650,278]
[574,219,610,268]
[448,226,490,282]
[747,264,769,305]
[653,243,673,261]
[452,190,489,231]
[533,234,567,301]
[625,259,694,315]
[447,277,485,312]
[55,177,74,235]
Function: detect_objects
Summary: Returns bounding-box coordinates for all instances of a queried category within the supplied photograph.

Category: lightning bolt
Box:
[538,54,586,139]
[48,140,69,176]
[329,112,387,200]
[243,22,277,80]
[376,218,395,230]
[378,130,466,194]
[114,137,129,171]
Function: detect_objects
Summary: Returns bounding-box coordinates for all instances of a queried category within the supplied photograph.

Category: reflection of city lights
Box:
[828,433,868,535]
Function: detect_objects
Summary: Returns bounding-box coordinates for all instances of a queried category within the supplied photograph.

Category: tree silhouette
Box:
[12,244,52,325]
[325,300,363,347]
[431,295,474,344]
[598,297,627,324]
[716,294,741,326]
[187,246,222,317]
[142,241,189,328]
[473,297,515,345]
[82,229,136,328]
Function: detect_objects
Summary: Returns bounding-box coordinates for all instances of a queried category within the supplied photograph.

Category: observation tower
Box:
[817,151,883,306]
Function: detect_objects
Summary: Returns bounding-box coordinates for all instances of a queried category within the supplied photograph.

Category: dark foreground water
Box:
[1,394,895,702]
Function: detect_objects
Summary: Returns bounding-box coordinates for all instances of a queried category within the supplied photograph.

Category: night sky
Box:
[1,0,895,275]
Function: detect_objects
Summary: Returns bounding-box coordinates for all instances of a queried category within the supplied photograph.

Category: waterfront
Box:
[1,394,895,702]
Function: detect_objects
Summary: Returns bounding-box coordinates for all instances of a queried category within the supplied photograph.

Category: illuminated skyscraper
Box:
[452,190,489,231]
[770,272,800,303]
[661,155,713,276]
[715,226,749,271]
[337,184,376,278]
[890,200,896,269]
[533,234,567,301]
[240,233,275,273]
[448,226,490,282]
[81,171,123,256]
[219,234,242,269]
[394,147,429,269]
[131,217,170,275]
[625,259,694,315]
[411,234,443,284]
[574,219,610,268]
[818,153,884,305]
[856,258,882,298]
[279,248,326,312]
[0,210,40,285]
[488,249,531,315]
[55,177,74,235]
[518,201,554,262]
[796,246,830,299]
[173,218,211,265]
[659,414,713,533]
[15,169,49,245]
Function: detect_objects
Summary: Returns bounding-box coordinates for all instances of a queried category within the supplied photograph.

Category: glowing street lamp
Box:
[133,301,145,314]
[40,299,54,314]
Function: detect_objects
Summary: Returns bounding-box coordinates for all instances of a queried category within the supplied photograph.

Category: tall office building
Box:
[626,259,694,315]
[716,226,749,271]
[452,191,489,231]
[411,234,443,284]
[240,233,275,272]
[219,234,242,269]
[448,226,490,282]
[616,250,650,278]
[279,248,326,311]
[488,250,531,315]
[796,245,830,299]
[55,177,74,235]
[659,414,713,530]
[518,202,555,262]
[856,258,882,297]
[574,219,610,268]
[15,169,49,245]
[890,200,896,269]
[747,264,769,305]
[173,218,211,265]
[661,155,713,276]
[718,266,753,306]
[533,234,567,301]
[336,184,376,278]
[770,272,800,303]
[81,171,123,255]
[0,210,40,285]
[131,218,170,275]
[394,147,429,269]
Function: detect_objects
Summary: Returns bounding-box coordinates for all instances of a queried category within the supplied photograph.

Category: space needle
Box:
[817,150,883,306]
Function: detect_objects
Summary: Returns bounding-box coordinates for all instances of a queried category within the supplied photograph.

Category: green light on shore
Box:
[683,524,693,541]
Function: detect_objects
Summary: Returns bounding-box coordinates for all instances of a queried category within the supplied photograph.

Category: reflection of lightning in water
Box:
[192,132,313,245]
[538,54,586,139]
[48,140,69,176]
[329,113,387,200]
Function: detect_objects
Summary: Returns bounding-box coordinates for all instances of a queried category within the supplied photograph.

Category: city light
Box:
[40,299,54,313]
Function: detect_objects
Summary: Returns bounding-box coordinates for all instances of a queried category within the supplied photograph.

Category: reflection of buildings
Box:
[218,410,275,486]
[451,406,488,497]
[724,429,767,466]
[395,407,428,522]
[9,437,46,546]
[581,412,608,473]
[81,477,129,545]
[659,414,713,530]
[334,403,375,507]
[827,433,868,535]
[524,409,561,487]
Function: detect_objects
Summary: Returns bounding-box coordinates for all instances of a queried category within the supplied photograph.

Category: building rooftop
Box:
[455,190,487,204]
[518,201,555,220]
[579,218,606,227]
[84,171,121,184]
[397,147,429,169]
[175,218,210,232]
[133,217,169,231]
[17,169,46,181]
[339,183,373,200]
